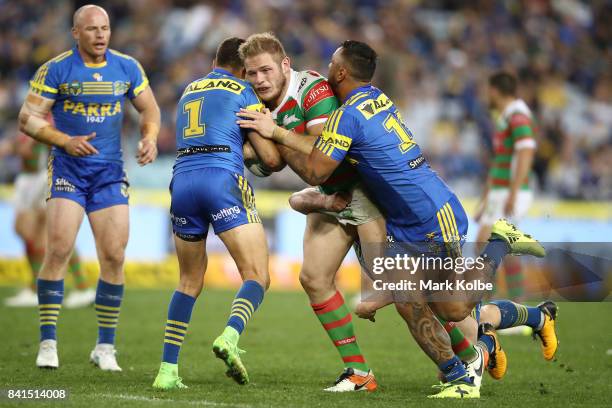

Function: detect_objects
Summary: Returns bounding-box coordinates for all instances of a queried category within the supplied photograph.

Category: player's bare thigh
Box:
[174,235,208,298]
[300,212,355,303]
[39,198,85,280]
[88,204,129,284]
[218,223,270,290]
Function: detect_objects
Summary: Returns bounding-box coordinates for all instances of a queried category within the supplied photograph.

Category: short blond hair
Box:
[239,32,287,63]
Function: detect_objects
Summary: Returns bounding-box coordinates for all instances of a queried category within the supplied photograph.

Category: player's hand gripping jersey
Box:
[315,84,468,246]
[270,69,359,194]
[170,68,264,240]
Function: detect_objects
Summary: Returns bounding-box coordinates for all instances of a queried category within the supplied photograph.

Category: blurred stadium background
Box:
[0,0,610,294]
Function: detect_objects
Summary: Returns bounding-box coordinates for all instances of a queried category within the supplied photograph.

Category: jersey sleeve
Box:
[126,58,150,99]
[314,109,357,162]
[29,61,61,100]
[509,113,536,150]
[243,85,264,112]
[302,79,338,128]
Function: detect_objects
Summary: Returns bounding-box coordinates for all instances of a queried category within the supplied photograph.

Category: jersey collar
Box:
[343,84,372,103]
[213,67,234,77]
[73,45,109,68]
[271,69,297,116]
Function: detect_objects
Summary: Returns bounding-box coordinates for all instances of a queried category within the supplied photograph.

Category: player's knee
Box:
[434,303,471,322]
[238,265,270,291]
[98,246,126,270]
[299,270,332,294]
[45,241,73,265]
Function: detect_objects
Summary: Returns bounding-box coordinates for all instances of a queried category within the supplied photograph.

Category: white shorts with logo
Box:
[13,171,48,211]
[318,182,382,226]
[481,188,533,225]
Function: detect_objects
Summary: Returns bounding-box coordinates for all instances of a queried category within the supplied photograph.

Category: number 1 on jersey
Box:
[183,97,205,138]
[383,114,415,154]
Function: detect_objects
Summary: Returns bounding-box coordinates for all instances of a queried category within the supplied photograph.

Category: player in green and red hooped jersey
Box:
[2,132,93,308]
[474,72,537,302]
[238,32,377,392]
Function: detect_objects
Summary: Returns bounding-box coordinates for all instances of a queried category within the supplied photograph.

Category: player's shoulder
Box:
[294,70,331,97]
[292,69,335,110]
[503,99,533,123]
[108,48,143,69]
[38,49,75,71]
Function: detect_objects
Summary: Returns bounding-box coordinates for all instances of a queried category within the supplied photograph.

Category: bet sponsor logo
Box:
[211,206,241,222]
[170,212,188,226]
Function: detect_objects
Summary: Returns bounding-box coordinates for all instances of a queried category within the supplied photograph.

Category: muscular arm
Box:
[131,87,161,165]
[18,92,70,147]
[18,92,98,156]
[246,131,285,171]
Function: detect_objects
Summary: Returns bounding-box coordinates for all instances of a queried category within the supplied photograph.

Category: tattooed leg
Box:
[394,301,454,365]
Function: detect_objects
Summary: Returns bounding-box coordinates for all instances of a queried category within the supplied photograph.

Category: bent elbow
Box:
[261,156,285,172]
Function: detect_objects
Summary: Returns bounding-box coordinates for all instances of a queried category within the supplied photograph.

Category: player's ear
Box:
[337,66,347,83]
[211,58,217,70]
[281,56,290,73]
[71,25,78,41]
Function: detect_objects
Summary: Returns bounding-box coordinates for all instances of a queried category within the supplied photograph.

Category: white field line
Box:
[97,393,253,408]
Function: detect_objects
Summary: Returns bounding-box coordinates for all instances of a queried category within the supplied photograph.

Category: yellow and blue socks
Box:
[37,279,64,341]
[490,300,544,330]
[439,355,472,384]
[162,291,196,364]
[226,280,265,335]
[482,239,510,272]
[94,279,124,344]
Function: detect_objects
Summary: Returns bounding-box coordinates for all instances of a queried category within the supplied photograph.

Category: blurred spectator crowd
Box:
[0,0,610,199]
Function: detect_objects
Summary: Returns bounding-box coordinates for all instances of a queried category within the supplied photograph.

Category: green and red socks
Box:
[311,291,369,373]
[439,318,478,362]
[68,252,88,290]
[162,291,196,364]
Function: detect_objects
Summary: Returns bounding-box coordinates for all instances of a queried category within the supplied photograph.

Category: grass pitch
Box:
[1,287,611,407]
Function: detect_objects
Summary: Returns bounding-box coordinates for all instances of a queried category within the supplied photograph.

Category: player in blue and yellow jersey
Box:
[151,37,283,391]
[239,40,546,398]
[18,5,161,372]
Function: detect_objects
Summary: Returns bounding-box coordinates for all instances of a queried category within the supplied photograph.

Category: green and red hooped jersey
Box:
[489,99,537,190]
[271,69,359,194]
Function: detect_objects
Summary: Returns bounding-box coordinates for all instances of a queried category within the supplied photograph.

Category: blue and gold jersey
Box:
[29,46,149,163]
[315,84,453,226]
[173,68,263,176]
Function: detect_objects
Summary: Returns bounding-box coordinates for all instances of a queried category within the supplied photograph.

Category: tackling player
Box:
[240,40,547,398]
[152,37,283,390]
[18,5,160,371]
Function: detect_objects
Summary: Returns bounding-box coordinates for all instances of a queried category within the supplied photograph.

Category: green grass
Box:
[1,287,611,407]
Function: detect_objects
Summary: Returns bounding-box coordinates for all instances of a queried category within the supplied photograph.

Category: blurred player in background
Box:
[1,132,94,308]
[475,72,537,303]
[152,37,283,390]
[238,32,382,392]
[18,5,160,371]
